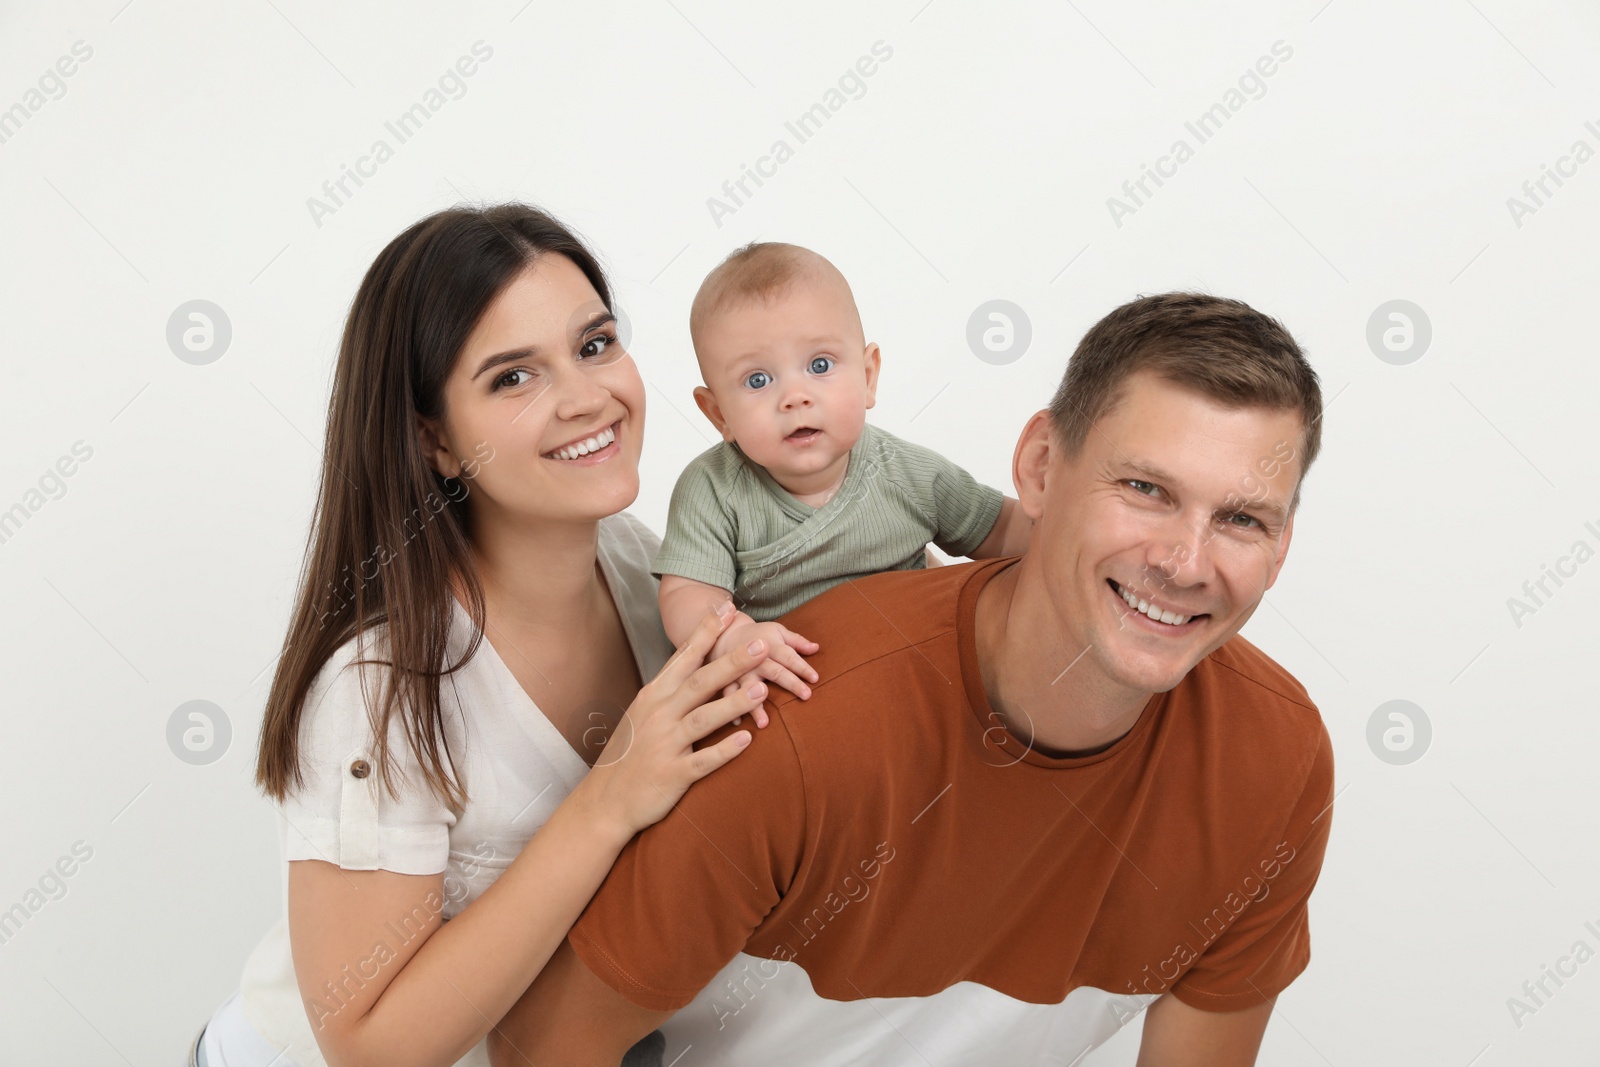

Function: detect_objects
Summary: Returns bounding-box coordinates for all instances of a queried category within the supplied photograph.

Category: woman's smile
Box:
[542,420,621,464]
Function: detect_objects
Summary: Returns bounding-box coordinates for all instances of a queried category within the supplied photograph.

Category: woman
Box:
[192,204,783,1067]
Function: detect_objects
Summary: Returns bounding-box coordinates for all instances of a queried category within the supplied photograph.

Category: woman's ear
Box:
[416,414,461,478]
[693,386,735,442]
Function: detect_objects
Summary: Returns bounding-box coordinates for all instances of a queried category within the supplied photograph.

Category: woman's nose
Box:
[553,364,609,420]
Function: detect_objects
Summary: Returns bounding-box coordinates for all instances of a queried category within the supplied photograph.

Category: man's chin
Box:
[1099,647,1204,697]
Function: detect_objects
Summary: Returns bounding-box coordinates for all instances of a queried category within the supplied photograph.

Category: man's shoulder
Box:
[709,564,987,807]
[767,561,984,710]
[780,559,966,659]
[1200,635,1319,716]
[1182,635,1330,777]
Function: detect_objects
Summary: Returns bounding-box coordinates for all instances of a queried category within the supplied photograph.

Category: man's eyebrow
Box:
[1232,496,1288,523]
[1117,459,1182,487]
[1116,459,1289,521]
[468,311,616,382]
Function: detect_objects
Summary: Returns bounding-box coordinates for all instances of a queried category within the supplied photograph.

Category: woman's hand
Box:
[574,605,774,840]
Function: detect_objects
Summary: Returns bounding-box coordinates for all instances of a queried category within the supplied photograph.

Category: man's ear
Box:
[1013,411,1054,522]
[416,414,460,478]
[861,342,882,410]
[693,386,735,442]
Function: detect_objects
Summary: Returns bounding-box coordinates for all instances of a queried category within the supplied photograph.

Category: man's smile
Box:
[1106,578,1208,630]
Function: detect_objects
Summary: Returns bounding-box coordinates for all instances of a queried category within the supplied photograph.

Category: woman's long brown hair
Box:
[255,204,614,808]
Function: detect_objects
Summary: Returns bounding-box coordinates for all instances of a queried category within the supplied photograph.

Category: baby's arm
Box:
[658,574,744,648]
[970,496,1034,558]
[654,458,754,650]
[907,432,1029,562]
[658,576,820,716]
[656,454,819,707]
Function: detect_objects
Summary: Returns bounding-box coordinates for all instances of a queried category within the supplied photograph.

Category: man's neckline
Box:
[957,558,1163,769]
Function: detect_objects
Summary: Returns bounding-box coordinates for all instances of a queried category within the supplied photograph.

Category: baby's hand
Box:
[712,619,820,722]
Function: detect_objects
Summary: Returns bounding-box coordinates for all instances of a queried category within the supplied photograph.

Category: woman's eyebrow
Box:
[470,311,618,381]
[472,346,537,381]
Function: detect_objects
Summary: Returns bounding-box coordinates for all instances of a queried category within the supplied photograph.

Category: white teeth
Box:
[1114,582,1191,626]
[548,425,615,461]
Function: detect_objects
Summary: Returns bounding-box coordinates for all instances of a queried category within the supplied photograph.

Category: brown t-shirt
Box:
[570,557,1335,1064]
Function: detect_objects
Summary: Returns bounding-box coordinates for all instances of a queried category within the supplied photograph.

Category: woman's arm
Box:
[288,609,771,1067]
[288,795,630,1067]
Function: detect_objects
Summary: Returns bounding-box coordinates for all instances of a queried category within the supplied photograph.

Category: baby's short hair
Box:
[689,242,858,348]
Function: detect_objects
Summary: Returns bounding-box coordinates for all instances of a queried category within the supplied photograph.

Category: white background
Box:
[1,0,1597,1063]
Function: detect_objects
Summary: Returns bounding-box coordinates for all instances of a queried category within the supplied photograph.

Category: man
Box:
[490,293,1335,1066]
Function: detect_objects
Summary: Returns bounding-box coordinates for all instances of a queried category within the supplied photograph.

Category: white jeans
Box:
[189,988,664,1066]
[191,989,303,1067]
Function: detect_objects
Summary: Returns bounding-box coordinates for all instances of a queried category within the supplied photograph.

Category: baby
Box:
[654,242,1032,711]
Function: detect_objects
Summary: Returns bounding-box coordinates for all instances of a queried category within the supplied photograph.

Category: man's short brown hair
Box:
[1047,292,1323,509]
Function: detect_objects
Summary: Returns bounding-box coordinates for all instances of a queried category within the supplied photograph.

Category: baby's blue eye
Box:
[745,371,772,390]
[809,356,835,375]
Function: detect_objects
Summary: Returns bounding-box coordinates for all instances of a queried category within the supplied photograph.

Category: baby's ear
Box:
[862,342,882,409]
[693,386,735,441]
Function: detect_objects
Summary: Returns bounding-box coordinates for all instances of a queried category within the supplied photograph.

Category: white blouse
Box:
[207,513,674,1067]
